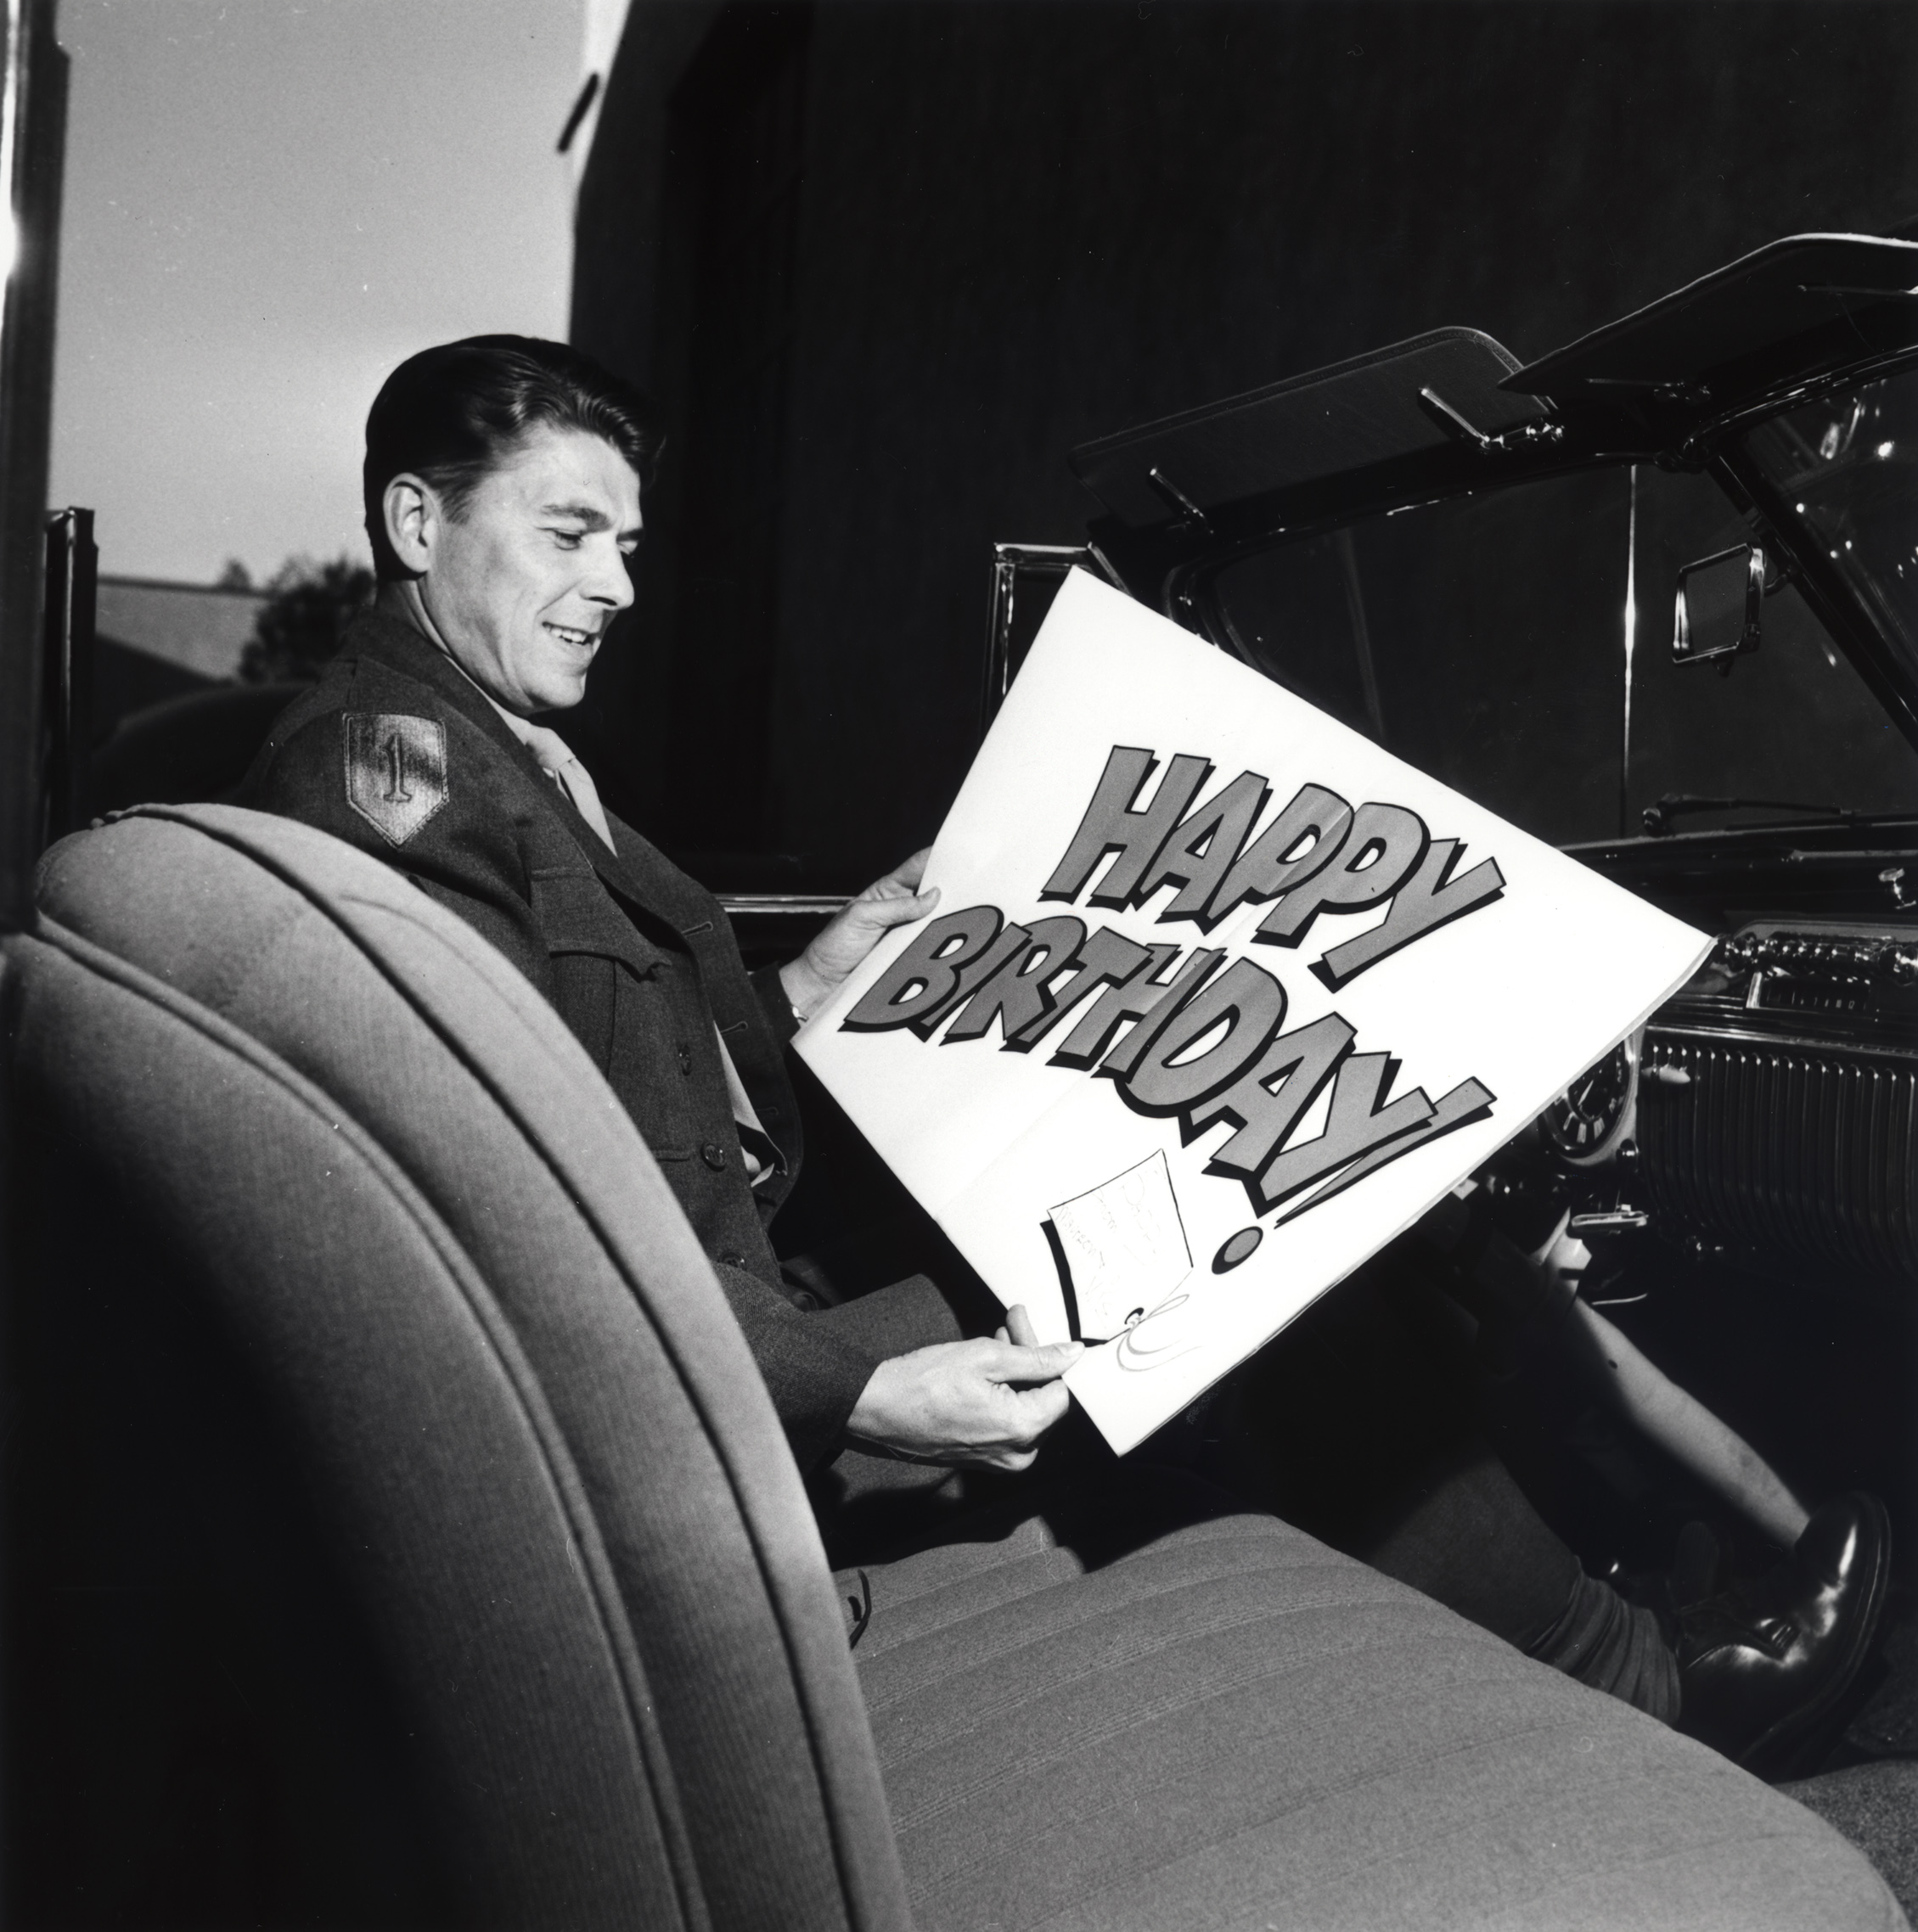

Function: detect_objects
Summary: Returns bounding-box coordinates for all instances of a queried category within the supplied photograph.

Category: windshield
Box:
[1739,367,1918,694]
[1203,463,1918,847]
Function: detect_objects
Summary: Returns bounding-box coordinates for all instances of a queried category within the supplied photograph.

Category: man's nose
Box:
[585,541,636,610]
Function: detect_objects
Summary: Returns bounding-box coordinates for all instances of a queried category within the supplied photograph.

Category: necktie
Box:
[490,709,619,856]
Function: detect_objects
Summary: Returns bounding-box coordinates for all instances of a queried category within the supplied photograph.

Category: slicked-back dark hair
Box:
[363,334,661,580]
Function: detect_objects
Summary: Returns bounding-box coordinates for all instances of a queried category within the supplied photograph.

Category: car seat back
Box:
[3,803,911,1931]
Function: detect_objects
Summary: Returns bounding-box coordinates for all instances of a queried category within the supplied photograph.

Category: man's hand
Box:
[779,848,937,1022]
[846,1305,1082,1471]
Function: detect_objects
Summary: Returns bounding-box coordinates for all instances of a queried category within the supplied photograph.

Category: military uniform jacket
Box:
[240,608,910,1470]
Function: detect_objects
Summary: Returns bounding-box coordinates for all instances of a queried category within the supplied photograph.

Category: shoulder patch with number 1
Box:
[343,713,448,846]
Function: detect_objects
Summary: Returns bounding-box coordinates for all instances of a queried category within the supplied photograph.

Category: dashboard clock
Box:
[1540,1032,1640,1167]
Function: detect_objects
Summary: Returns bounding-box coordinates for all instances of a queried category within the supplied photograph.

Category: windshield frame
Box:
[1161,345,1918,793]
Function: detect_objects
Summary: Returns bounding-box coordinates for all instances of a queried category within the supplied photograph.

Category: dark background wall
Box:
[571,0,1918,885]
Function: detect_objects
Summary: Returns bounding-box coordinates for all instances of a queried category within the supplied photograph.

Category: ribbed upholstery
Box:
[3,804,1904,1930]
[851,1480,1906,1929]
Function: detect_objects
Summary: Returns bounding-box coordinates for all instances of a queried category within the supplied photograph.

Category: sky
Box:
[48,0,589,585]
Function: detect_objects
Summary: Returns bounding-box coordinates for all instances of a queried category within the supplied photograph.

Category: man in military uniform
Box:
[243,334,1890,1768]
[242,335,1079,1483]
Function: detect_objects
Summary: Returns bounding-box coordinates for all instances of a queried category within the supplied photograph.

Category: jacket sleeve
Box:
[729,1272,970,1473]
[711,1260,886,1471]
[807,1274,966,1357]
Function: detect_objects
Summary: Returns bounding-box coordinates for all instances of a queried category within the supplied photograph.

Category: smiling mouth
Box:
[543,622,599,649]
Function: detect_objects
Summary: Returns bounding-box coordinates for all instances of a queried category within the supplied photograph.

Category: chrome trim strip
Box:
[717,895,850,917]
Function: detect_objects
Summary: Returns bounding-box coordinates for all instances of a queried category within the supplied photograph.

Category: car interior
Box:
[2,8,1915,1911]
[3,798,1907,1931]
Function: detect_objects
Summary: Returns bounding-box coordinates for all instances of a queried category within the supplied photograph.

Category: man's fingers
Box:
[983,1338,1083,1384]
[1003,1303,1040,1349]
[1008,1379,1072,1435]
[857,848,935,902]
[859,887,939,931]
[847,1334,1078,1468]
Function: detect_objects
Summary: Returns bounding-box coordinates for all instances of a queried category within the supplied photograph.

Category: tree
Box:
[239,553,375,684]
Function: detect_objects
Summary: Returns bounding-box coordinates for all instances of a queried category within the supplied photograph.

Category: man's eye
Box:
[550,529,585,549]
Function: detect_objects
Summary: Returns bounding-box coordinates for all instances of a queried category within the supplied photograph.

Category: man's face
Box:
[419,424,642,715]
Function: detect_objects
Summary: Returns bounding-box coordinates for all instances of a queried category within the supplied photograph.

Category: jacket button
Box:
[677,1046,692,1075]
[720,1252,750,1269]
[701,1143,727,1170]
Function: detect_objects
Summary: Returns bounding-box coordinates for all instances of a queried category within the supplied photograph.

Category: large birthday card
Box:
[796,570,1707,1453]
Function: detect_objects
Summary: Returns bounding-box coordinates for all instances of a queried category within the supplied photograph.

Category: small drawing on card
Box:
[1047,1150,1193,1343]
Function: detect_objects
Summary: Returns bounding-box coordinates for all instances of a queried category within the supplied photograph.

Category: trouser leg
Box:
[1223,1248,1678,1719]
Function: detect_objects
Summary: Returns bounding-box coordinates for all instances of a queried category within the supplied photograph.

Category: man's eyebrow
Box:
[539,498,615,528]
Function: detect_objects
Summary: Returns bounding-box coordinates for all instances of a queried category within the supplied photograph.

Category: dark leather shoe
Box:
[1677,1493,1892,1772]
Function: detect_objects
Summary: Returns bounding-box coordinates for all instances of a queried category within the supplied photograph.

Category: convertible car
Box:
[5,234,1916,1928]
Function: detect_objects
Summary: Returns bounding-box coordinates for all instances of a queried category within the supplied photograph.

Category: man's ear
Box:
[381,473,440,576]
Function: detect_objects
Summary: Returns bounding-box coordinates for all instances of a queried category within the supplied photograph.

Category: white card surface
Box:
[797,570,1708,1452]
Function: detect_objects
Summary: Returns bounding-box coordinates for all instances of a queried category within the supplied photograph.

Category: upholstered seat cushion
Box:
[847,1474,1906,1932]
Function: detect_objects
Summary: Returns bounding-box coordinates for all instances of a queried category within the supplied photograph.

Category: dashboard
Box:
[1544,827,1918,1296]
